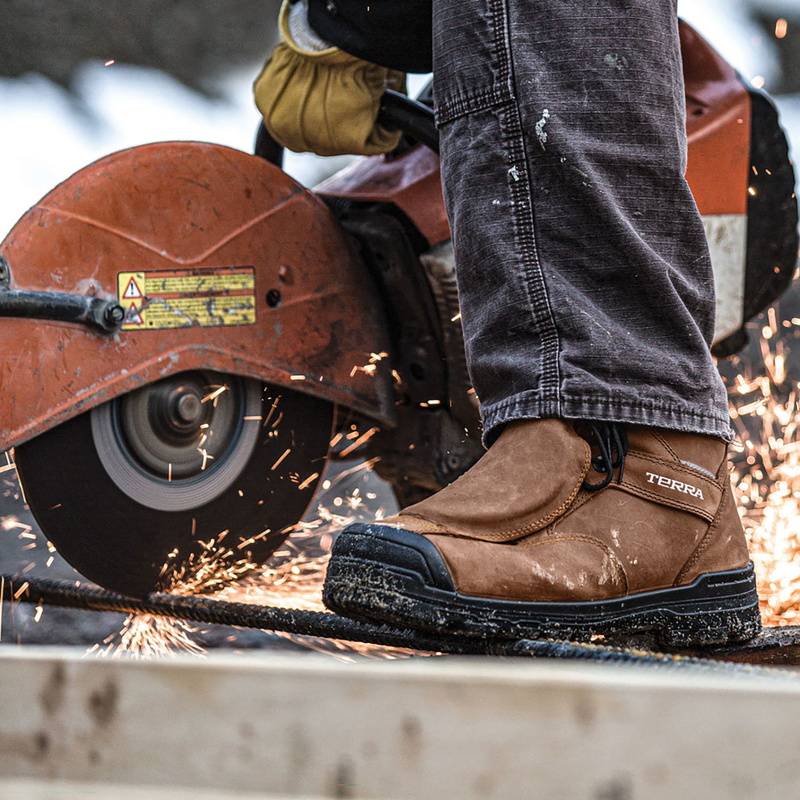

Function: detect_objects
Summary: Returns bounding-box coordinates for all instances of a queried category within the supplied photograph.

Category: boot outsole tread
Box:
[323,524,762,648]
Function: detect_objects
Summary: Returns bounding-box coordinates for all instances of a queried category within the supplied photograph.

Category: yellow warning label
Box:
[117,267,256,331]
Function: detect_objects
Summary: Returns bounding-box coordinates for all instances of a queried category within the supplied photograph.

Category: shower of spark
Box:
[726,304,800,626]
[12,311,800,653]
[89,614,205,660]
[96,448,416,660]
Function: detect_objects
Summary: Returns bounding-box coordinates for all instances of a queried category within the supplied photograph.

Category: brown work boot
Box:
[322,419,761,646]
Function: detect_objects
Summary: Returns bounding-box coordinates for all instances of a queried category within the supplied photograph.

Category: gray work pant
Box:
[433,0,731,444]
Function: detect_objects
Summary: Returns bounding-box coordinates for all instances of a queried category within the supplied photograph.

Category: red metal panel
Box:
[317,145,451,246]
[683,21,751,217]
[0,142,394,449]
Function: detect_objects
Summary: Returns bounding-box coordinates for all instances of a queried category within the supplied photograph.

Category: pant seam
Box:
[494,0,562,413]
[435,87,512,126]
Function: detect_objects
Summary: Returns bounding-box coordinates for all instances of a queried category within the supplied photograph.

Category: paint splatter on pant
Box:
[433,0,730,444]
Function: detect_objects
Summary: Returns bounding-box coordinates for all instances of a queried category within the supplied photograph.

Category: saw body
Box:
[1,23,796,597]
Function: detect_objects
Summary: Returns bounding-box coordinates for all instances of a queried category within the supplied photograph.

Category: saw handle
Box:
[378,90,439,154]
[254,89,439,168]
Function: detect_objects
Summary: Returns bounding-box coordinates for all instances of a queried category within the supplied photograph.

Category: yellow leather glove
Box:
[254,0,406,157]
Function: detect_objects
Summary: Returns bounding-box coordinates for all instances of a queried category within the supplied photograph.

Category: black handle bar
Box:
[378,90,439,154]
[255,89,439,167]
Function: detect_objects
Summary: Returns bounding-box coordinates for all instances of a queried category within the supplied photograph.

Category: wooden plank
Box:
[1,647,799,799]
[0,778,318,800]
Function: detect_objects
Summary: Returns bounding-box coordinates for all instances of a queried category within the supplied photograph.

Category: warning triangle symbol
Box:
[123,278,143,299]
[125,303,144,326]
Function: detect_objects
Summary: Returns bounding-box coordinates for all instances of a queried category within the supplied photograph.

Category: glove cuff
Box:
[280,0,341,59]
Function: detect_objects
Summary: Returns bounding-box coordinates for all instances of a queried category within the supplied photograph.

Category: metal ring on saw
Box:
[91,371,261,512]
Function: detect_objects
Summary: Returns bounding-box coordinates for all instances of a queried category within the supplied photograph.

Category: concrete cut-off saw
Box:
[1,22,797,599]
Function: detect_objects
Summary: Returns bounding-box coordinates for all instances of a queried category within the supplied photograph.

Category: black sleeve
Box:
[307,0,433,73]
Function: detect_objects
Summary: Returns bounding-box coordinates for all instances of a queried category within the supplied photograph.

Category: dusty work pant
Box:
[433,0,731,444]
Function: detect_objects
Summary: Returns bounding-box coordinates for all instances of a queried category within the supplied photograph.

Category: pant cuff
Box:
[480,389,734,446]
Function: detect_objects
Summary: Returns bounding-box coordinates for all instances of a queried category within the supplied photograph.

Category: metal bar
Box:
[5,573,795,675]
[0,290,124,332]
[0,255,123,332]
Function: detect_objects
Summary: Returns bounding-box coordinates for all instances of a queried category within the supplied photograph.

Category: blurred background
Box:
[1,0,799,238]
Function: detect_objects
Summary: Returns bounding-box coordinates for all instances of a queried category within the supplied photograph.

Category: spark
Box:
[201,385,228,406]
[271,448,291,471]
[92,458,416,660]
[96,615,206,660]
[290,374,306,381]
[262,397,281,428]
[350,352,388,378]
[339,427,379,458]
[13,582,28,600]
[776,18,788,39]
[298,472,320,491]
[34,605,43,623]
[451,312,462,322]
[2,517,31,533]
[104,59,116,66]
[726,303,800,626]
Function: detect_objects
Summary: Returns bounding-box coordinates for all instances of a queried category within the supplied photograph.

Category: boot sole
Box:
[323,524,763,647]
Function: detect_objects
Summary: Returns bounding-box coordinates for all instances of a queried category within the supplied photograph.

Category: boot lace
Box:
[581,421,628,492]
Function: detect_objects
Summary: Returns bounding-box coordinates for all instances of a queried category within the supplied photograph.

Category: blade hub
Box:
[145,381,208,445]
[175,392,203,425]
[89,371,262,510]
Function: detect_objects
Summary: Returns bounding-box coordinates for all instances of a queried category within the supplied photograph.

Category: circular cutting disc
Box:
[15,373,333,598]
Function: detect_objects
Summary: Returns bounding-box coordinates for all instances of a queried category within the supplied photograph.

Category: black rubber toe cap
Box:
[332,522,456,592]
